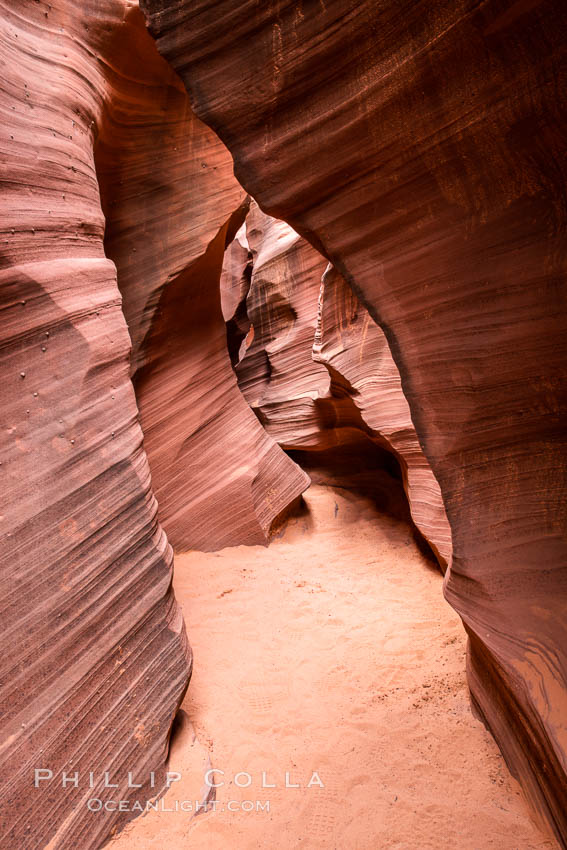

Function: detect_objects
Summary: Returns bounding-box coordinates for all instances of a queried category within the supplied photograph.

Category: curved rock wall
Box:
[315,263,452,568]
[220,221,253,365]
[94,11,308,551]
[0,1,306,847]
[142,0,567,841]
[235,202,330,445]
[227,202,451,567]
[0,2,190,848]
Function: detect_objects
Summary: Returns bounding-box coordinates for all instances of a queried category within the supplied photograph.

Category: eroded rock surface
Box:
[143,1,567,841]
[0,2,305,848]
[0,2,190,848]
[235,203,329,445]
[315,264,452,568]
[220,221,253,365]
[94,16,308,552]
[227,203,451,567]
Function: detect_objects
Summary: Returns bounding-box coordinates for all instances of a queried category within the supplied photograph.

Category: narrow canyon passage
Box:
[2,3,565,848]
[110,484,553,850]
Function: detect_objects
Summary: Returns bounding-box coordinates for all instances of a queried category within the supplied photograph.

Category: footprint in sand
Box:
[238,679,290,714]
[285,628,309,644]
[305,779,341,841]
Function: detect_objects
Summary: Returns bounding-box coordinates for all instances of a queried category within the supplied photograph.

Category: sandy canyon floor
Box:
[110,484,556,850]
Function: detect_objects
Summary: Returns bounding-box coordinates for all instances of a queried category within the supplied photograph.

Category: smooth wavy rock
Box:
[0,2,191,848]
[234,202,330,445]
[314,263,452,568]
[220,220,253,366]
[132,202,310,552]
[228,203,451,567]
[142,1,567,841]
[94,11,308,551]
[0,1,306,846]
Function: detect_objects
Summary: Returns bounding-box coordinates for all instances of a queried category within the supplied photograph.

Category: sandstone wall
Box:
[0,2,190,847]
[225,203,451,567]
[0,3,306,847]
[143,1,567,840]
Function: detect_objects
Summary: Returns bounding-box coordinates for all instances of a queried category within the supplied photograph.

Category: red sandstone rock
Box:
[132,200,309,552]
[94,15,308,552]
[142,1,567,841]
[315,263,452,568]
[1,2,309,843]
[220,221,254,366]
[220,221,252,341]
[0,3,314,841]
[226,203,451,566]
[0,3,191,848]
[0,3,303,848]
[234,202,330,446]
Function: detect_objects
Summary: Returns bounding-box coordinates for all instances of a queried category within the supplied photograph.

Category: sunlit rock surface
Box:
[226,203,451,567]
[142,1,567,841]
[0,2,305,848]
[0,3,190,848]
[220,220,253,365]
[94,21,308,552]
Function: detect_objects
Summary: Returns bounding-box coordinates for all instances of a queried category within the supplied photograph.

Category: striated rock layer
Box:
[227,203,451,567]
[0,2,191,848]
[234,203,330,445]
[94,12,308,552]
[143,1,567,842]
[220,221,253,365]
[0,1,306,847]
[315,263,452,568]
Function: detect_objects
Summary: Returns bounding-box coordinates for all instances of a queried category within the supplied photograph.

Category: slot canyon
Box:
[0,1,565,849]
